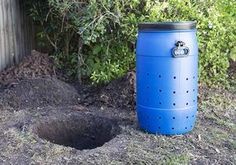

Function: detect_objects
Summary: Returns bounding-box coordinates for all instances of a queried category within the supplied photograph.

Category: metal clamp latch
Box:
[172,41,190,58]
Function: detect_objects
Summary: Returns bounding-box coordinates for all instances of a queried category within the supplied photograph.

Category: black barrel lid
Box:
[138,21,196,31]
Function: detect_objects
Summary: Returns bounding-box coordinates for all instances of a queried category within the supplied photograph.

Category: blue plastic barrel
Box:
[136,22,198,135]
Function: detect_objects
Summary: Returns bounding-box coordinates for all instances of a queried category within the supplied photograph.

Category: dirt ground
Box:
[0,54,235,165]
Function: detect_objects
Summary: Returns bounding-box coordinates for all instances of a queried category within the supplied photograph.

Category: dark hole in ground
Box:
[33,114,121,150]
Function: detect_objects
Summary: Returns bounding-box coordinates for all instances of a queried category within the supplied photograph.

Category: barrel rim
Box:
[138,21,197,31]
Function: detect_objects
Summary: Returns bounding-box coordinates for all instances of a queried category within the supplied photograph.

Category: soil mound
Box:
[0,78,79,109]
[79,71,136,110]
[0,50,55,86]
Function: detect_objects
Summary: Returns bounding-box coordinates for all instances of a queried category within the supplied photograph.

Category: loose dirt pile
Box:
[0,51,136,111]
[0,51,81,109]
[78,71,136,111]
[0,50,55,86]
[0,78,79,109]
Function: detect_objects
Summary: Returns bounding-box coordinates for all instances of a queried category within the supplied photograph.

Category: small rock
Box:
[198,134,201,141]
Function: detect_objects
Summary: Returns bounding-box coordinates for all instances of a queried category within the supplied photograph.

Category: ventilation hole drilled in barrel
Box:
[173,117,175,119]
[186,90,189,93]
[186,116,189,119]
[193,89,195,92]
[159,117,162,119]
[174,76,176,79]
[159,102,162,105]
[173,103,176,106]
[186,78,189,80]
[159,75,161,78]
[172,128,174,130]
[185,127,188,129]
[159,89,162,92]
[158,127,161,129]
[173,91,176,94]
[186,103,189,105]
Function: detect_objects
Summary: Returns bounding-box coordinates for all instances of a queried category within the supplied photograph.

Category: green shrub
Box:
[26,0,236,85]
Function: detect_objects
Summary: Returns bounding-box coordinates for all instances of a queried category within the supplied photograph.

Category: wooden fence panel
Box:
[0,0,34,71]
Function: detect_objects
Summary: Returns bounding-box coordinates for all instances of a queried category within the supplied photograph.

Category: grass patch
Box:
[161,154,190,165]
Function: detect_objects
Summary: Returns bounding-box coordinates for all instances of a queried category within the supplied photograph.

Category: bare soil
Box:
[0,50,55,86]
[0,78,79,109]
[0,54,235,164]
[33,113,121,150]
[76,72,135,110]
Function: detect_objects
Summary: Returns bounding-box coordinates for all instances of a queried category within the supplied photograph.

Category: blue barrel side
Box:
[136,30,198,135]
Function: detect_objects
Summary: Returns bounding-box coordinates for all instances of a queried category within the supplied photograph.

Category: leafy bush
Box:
[26,0,236,85]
